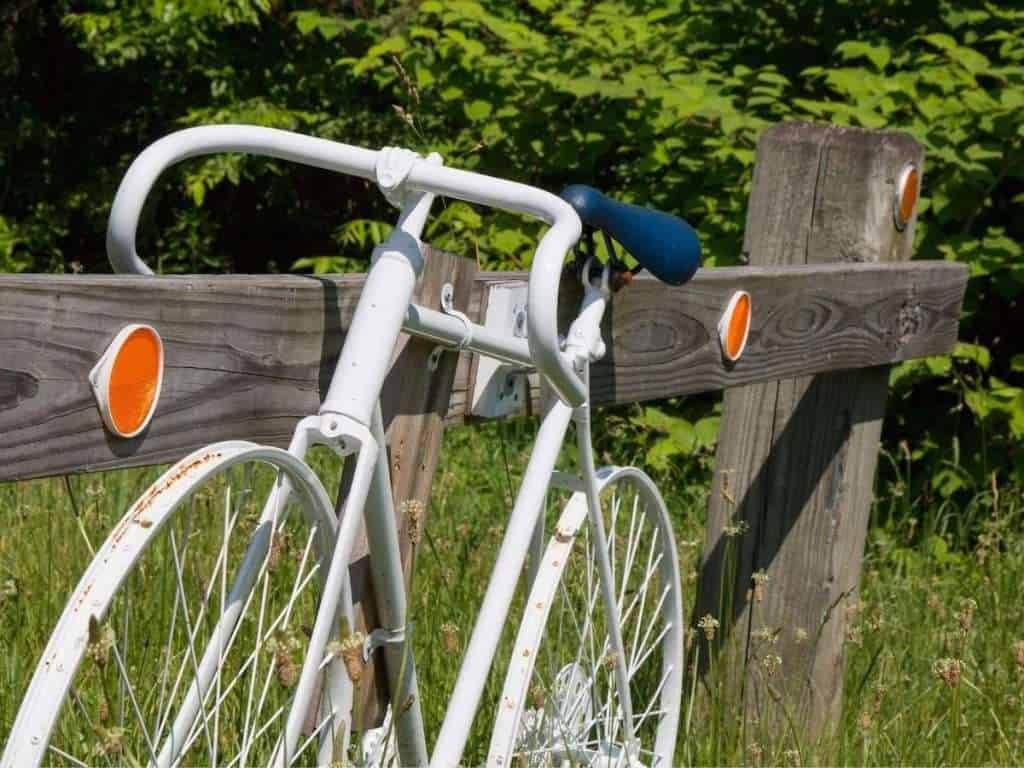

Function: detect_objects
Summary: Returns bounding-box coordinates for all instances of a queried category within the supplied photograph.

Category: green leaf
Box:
[953,342,991,370]
[923,33,958,51]
[955,47,991,74]
[464,99,493,120]
[836,41,891,71]
[756,70,790,86]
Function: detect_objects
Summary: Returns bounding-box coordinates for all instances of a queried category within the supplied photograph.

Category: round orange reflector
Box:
[894,163,920,231]
[719,291,752,363]
[89,324,164,438]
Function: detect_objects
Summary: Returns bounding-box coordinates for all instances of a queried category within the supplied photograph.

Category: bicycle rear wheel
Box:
[489,466,684,767]
[3,441,353,768]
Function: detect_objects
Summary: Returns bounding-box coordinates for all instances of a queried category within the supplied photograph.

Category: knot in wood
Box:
[897,301,922,344]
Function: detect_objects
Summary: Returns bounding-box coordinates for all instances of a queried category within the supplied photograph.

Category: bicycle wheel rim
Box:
[3,442,352,768]
[490,466,684,767]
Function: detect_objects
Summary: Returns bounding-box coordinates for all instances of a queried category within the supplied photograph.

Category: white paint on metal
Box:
[487,467,684,767]
[2,442,339,768]
[431,401,574,766]
[28,122,692,768]
[106,125,585,408]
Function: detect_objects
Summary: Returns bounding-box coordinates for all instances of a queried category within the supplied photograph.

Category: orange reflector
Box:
[718,291,751,363]
[894,163,920,231]
[89,324,164,438]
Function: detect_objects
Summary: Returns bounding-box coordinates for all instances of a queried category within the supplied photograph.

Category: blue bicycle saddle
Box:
[560,185,701,286]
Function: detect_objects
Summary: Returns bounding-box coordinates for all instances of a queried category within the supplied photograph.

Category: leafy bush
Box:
[0,0,1020,500]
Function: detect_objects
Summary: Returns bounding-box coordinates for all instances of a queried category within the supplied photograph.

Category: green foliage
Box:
[0,0,1020,492]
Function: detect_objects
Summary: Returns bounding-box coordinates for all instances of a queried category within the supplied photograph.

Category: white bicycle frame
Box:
[106,125,635,767]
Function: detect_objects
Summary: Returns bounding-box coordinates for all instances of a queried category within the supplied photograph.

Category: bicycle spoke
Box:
[110,641,160,765]
[168,528,217,764]
[47,745,92,768]
[496,471,682,764]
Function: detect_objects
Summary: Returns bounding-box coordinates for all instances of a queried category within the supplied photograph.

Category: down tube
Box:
[430,400,574,767]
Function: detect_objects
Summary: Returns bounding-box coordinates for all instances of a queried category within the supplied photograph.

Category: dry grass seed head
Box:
[752,626,780,646]
[873,683,887,712]
[402,499,425,546]
[750,569,769,603]
[86,616,115,667]
[267,528,290,571]
[333,631,367,686]
[761,653,782,677]
[698,614,720,641]
[441,621,460,654]
[933,657,963,687]
[92,727,125,758]
[723,519,748,537]
[957,597,977,634]
[748,742,764,767]
[858,709,872,733]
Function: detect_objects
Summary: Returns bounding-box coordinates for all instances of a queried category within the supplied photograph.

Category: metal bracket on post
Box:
[470,282,533,418]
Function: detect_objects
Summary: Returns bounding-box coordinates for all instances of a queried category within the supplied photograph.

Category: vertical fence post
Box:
[696,123,924,736]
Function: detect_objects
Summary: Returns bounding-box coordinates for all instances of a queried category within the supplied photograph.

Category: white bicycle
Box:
[3,125,702,767]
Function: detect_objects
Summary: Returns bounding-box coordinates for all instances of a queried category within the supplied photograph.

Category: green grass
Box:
[1,422,1022,765]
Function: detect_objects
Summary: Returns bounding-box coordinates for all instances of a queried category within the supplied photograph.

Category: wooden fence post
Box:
[696,123,925,736]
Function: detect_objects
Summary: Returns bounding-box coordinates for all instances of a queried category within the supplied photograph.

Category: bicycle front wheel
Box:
[3,441,353,768]
[489,466,684,767]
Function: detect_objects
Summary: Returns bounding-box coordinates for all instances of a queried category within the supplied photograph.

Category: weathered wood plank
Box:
[0,258,964,481]
[696,122,927,736]
[574,260,964,406]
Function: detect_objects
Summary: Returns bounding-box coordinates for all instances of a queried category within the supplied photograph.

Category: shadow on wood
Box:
[694,368,887,716]
[695,121,926,737]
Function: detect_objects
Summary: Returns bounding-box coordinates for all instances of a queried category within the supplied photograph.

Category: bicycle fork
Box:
[574,402,638,756]
[434,265,636,766]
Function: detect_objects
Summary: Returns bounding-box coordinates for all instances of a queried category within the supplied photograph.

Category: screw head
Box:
[513,310,527,337]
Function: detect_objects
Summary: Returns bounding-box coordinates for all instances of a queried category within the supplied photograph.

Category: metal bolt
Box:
[513,309,527,337]
[427,346,444,371]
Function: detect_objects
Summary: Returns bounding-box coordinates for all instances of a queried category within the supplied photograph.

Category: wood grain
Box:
[696,122,927,735]
[0,257,964,482]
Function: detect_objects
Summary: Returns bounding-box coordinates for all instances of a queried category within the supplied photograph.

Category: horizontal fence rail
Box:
[0,256,966,481]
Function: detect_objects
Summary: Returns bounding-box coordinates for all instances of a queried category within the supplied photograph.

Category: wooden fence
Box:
[0,122,968,736]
